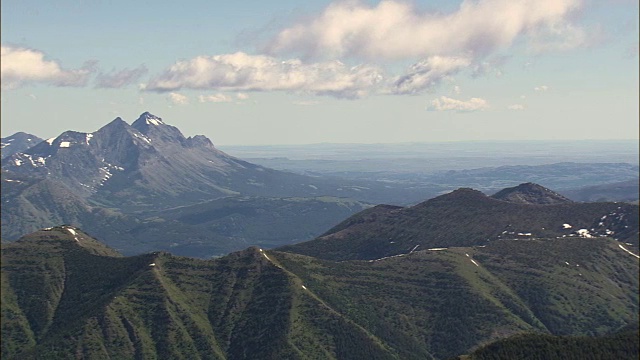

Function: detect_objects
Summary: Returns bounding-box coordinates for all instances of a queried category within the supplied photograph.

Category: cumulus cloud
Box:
[198,93,233,103]
[140,1,592,99]
[167,92,189,105]
[95,65,148,88]
[1,45,94,89]
[267,0,584,60]
[428,96,489,112]
[146,53,485,98]
[391,56,471,94]
[145,52,384,99]
[534,85,549,91]
[508,104,525,110]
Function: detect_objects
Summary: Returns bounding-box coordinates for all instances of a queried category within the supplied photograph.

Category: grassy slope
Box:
[270,237,639,359]
[1,231,396,359]
[2,228,637,359]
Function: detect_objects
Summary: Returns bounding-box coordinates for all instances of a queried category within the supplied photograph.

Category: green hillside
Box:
[2,227,638,359]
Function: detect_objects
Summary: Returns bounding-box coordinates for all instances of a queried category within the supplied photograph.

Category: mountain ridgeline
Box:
[1,112,442,211]
[1,132,44,159]
[280,187,639,261]
[2,112,332,209]
[2,112,451,254]
[2,221,638,359]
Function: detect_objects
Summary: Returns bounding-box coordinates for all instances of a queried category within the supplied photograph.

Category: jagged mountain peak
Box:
[1,132,44,158]
[132,111,165,129]
[491,182,573,205]
[130,112,188,146]
[100,116,129,129]
[186,134,215,148]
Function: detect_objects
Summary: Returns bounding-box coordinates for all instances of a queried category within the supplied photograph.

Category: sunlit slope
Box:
[2,226,637,359]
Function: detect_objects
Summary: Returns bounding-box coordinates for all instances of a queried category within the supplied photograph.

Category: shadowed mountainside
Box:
[279,187,639,261]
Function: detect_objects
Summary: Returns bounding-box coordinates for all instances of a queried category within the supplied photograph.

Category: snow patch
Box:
[576,229,593,238]
[149,263,156,267]
[146,118,163,126]
[59,141,71,148]
[301,285,307,290]
[13,159,22,166]
[562,224,572,229]
[428,248,447,251]
[308,184,318,190]
[470,259,479,267]
[66,228,77,236]
[565,261,570,265]
[369,253,405,262]
[618,244,640,259]
[86,133,93,144]
[46,138,55,145]
[517,232,532,236]
[133,133,151,144]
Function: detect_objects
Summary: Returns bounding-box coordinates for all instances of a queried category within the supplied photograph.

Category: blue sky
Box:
[1,0,638,145]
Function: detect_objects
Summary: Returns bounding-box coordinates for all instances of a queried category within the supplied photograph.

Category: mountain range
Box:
[1,112,448,255]
[2,114,638,359]
[2,207,638,359]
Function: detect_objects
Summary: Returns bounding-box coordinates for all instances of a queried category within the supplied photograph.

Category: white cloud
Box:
[146,52,384,99]
[267,0,584,60]
[198,93,233,103]
[391,56,471,94]
[147,53,486,98]
[428,96,489,112]
[534,85,549,91]
[167,92,189,105]
[1,45,94,89]
[95,65,148,88]
[453,86,461,95]
[508,104,525,110]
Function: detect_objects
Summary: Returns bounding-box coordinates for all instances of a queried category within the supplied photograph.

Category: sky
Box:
[1,0,638,145]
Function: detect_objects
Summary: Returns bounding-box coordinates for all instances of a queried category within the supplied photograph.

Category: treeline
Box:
[455,327,639,360]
